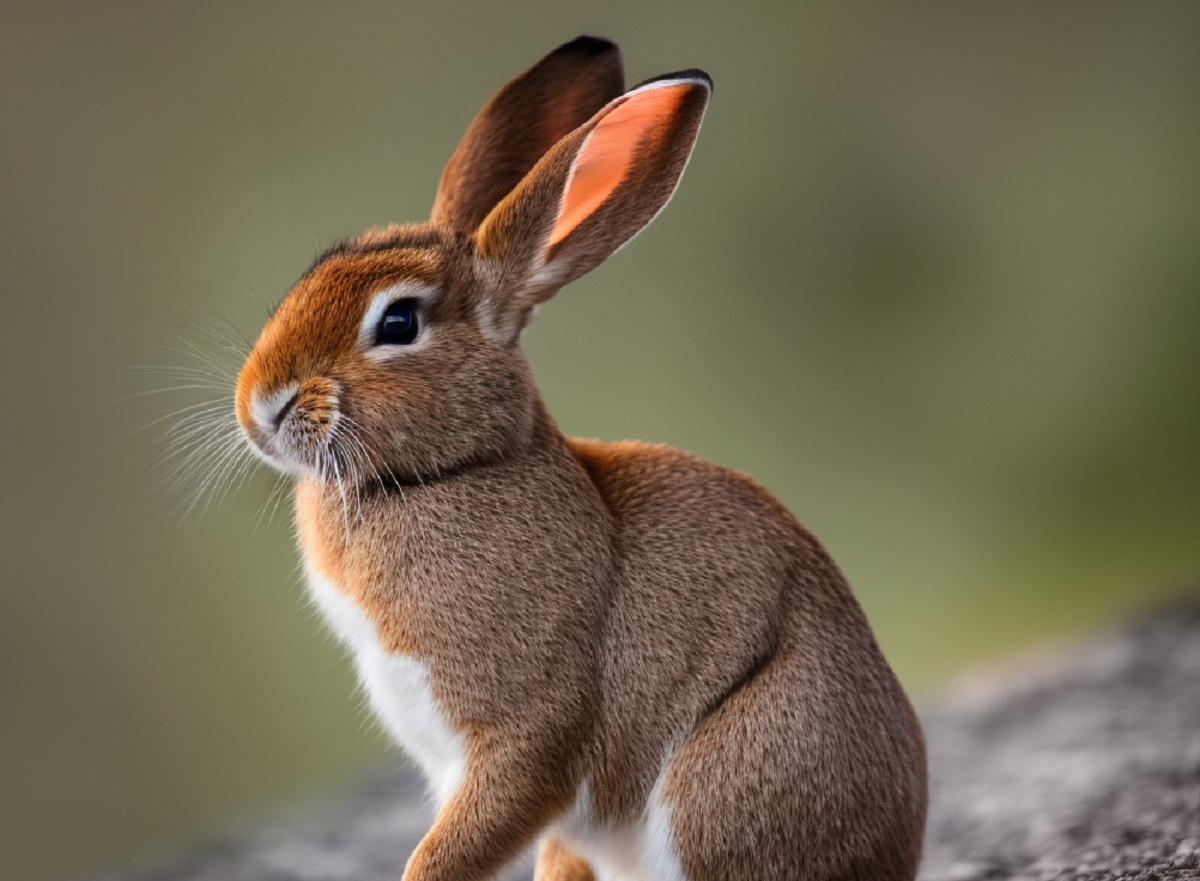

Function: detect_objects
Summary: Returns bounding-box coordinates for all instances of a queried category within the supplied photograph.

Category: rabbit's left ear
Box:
[431,36,624,235]
[476,71,711,318]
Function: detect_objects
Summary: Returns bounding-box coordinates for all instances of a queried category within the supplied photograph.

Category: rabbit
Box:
[235,35,927,881]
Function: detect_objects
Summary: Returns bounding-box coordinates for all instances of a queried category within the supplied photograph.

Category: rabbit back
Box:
[561,439,927,881]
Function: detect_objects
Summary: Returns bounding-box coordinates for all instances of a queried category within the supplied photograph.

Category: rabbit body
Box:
[237,36,926,881]
[294,412,925,881]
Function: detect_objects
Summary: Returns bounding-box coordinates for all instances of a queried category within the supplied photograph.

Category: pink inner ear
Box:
[549,86,685,248]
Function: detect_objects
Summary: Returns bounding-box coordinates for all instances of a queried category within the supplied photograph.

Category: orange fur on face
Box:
[236,37,926,881]
[237,244,441,417]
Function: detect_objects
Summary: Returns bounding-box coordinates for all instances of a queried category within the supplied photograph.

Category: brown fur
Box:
[236,36,926,881]
[432,37,624,235]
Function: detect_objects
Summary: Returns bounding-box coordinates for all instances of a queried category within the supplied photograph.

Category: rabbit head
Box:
[235,37,710,485]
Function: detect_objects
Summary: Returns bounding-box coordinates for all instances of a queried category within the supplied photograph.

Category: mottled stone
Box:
[918,599,1200,881]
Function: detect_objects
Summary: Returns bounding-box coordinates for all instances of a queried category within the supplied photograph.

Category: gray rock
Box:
[919,599,1200,881]
[90,599,1200,881]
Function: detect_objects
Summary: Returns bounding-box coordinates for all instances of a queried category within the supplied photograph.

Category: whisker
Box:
[127,305,275,522]
[166,333,243,381]
[157,329,244,369]
[185,433,253,520]
[254,472,291,530]
[338,416,391,511]
[162,409,238,451]
[114,398,232,447]
[166,423,241,489]
[208,431,257,501]
[328,449,352,541]
[116,385,230,402]
[212,444,258,514]
[126,364,234,380]
[159,414,241,492]
[340,416,384,488]
[145,413,237,484]
[195,298,256,353]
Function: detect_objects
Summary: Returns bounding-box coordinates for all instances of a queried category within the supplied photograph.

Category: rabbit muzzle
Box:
[240,377,342,477]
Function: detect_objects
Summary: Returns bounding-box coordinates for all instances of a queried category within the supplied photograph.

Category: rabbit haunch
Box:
[234,35,926,881]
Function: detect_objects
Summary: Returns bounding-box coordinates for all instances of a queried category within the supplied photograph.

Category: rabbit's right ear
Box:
[431,36,625,235]
[474,71,711,334]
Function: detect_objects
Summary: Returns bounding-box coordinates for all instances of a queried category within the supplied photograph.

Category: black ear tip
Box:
[633,68,714,93]
[556,35,619,58]
[677,68,713,92]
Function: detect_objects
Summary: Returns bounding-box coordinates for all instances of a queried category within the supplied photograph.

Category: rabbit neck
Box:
[293,398,615,652]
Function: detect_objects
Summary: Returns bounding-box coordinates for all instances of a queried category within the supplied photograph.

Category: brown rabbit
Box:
[235,35,926,881]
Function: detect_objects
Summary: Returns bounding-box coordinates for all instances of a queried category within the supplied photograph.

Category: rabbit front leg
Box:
[403,744,577,881]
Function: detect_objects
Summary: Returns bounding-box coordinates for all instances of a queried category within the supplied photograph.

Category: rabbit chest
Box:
[303,562,467,804]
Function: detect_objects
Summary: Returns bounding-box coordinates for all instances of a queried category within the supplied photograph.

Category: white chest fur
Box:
[303,563,466,804]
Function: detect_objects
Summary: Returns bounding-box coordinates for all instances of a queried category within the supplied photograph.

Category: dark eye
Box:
[375,299,420,345]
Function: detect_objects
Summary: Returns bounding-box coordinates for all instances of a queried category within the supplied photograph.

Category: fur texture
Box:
[235,36,927,881]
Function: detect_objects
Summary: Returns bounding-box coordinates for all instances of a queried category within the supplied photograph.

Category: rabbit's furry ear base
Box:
[431,36,625,235]
[476,71,711,321]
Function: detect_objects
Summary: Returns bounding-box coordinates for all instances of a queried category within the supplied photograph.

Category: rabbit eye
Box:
[376,300,419,345]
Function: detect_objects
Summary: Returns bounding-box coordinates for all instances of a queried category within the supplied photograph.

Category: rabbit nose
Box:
[250,382,301,437]
[272,390,300,429]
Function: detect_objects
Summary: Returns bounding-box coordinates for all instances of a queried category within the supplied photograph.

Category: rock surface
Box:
[91,600,1200,881]
[919,600,1200,881]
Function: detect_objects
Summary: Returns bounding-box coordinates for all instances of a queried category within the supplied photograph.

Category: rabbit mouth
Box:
[242,379,347,478]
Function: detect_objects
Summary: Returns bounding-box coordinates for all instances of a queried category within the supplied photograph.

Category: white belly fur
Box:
[549,770,688,881]
[304,563,466,805]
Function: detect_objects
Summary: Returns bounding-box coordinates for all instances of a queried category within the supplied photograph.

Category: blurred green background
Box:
[2,2,1198,879]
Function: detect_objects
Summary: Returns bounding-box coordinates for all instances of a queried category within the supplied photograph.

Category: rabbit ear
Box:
[431,36,625,235]
[475,71,711,318]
